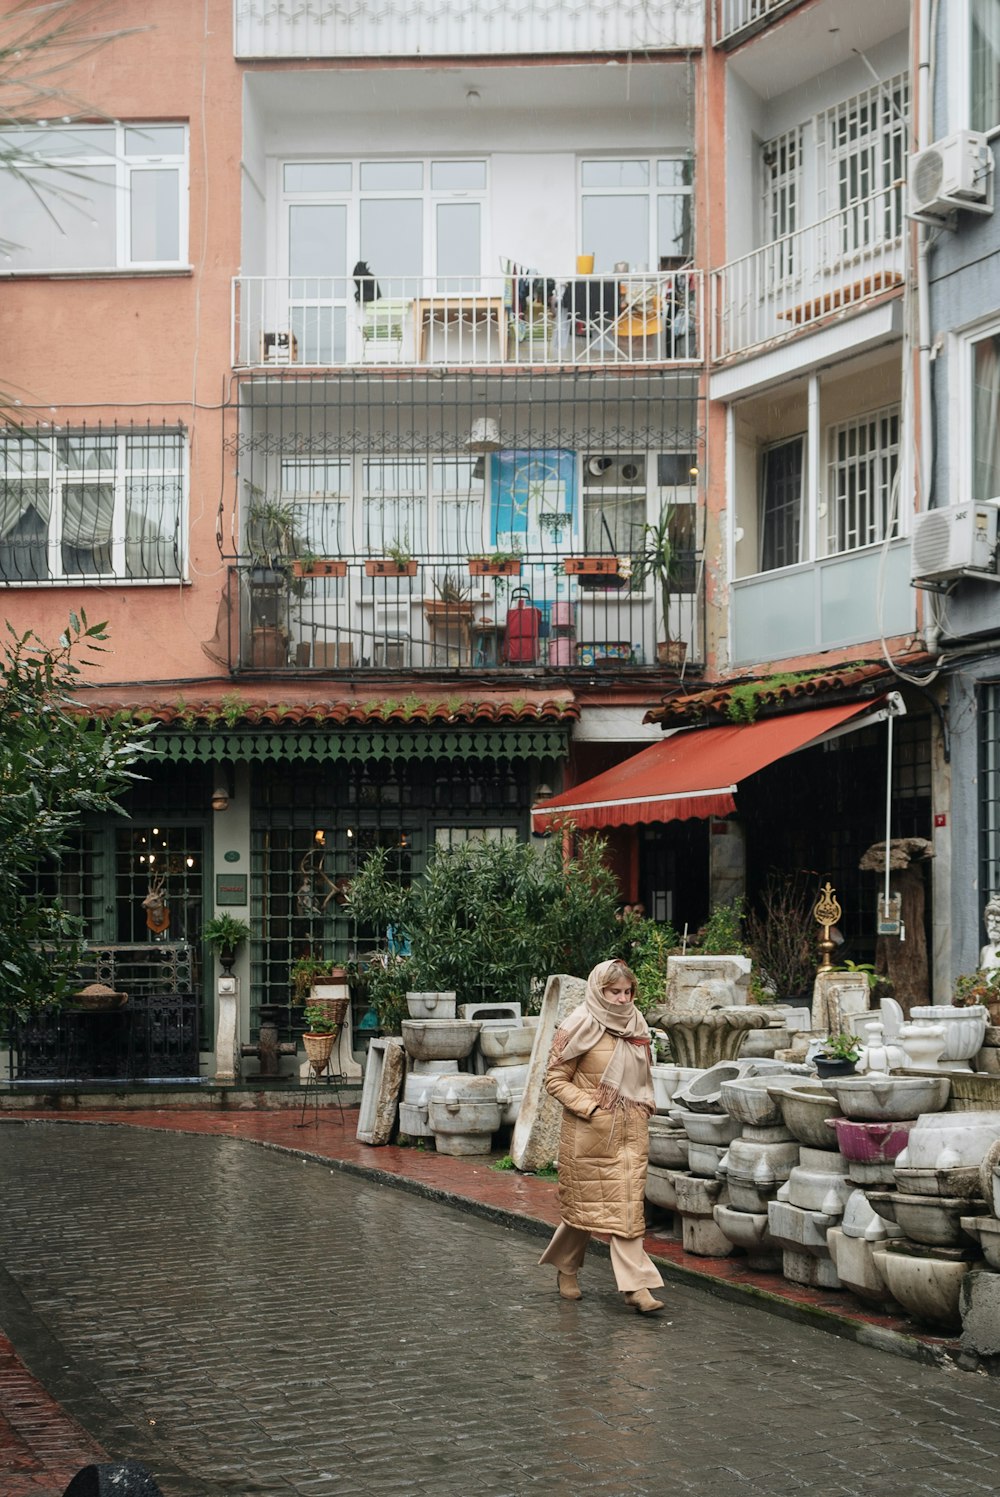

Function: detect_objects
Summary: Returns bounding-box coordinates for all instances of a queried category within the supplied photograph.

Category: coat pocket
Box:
[573,1105,618,1160]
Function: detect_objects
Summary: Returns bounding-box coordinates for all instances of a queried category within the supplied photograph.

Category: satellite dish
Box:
[587,457,613,476]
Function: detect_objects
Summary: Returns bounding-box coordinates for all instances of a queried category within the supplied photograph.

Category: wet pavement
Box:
[3,1118,1000,1496]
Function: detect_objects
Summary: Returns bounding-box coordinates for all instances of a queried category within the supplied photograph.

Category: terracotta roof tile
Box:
[644,656,933,726]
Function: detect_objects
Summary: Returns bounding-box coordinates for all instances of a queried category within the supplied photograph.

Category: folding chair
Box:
[360,299,410,362]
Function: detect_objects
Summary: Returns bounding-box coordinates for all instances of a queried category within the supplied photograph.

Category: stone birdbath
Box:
[660,1006,770,1068]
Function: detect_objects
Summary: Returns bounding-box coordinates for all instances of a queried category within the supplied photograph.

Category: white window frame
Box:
[0,122,189,274]
[954,0,1000,136]
[958,315,1000,506]
[0,429,187,584]
[578,156,694,271]
[823,403,901,556]
[816,75,908,260]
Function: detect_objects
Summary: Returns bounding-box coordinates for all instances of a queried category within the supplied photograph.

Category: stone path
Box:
[2,1115,1000,1496]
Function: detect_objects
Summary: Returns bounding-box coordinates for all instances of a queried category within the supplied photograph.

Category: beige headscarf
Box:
[549,959,655,1116]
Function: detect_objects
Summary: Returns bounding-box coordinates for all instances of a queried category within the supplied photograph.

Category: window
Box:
[818,77,908,253]
[759,438,804,572]
[973,330,1000,501]
[0,429,184,582]
[580,157,693,273]
[0,123,187,272]
[971,0,1000,132]
[825,405,900,554]
[582,455,646,554]
[361,459,428,556]
[761,129,802,278]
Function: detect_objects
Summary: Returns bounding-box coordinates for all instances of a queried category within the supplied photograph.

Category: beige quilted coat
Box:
[545,1030,650,1239]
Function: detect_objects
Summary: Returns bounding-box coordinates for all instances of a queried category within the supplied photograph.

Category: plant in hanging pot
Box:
[301,1003,340,1072]
[814,1031,862,1079]
[424,570,474,625]
[467,548,523,577]
[629,505,687,668]
[365,537,418,577]
[203,914,251,974]
[291,956,350,1022]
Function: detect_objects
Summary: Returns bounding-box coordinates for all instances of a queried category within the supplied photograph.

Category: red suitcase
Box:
[502,586,541,664]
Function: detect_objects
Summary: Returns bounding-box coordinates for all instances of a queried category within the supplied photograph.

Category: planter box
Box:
[423,600,475,626]
[291,559,348,579]
[656,639,688,668]
[563,556,620,578]
[468,558,522,577]
[365,558,418,577]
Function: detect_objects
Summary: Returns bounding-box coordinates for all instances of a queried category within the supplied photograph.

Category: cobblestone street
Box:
[2,1122,1000,1496]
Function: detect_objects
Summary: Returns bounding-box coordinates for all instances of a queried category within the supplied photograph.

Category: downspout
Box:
[917,0,940,655]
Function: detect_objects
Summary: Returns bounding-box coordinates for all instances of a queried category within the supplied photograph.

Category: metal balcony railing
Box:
[233,272,703,371]
[227,551,703,676]
[713,0,805,45]
[711,187,905,360]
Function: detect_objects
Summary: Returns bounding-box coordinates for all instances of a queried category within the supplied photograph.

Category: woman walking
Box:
[538,959,665,1314]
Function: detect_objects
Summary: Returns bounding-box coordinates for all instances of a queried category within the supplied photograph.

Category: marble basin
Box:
[865,1189,989,1248]
[767,1083,842,1150]
[687,1140,730,1177]
[427,1075,501,1155]
[401,1018,479,1061]
[893,1163,981,1199]
[827,1227,897,1306]
[723,1135,800,1192]
[822,1074,950,1121]
[477,1025,534,1066]
[673,1105,742,1147]
[719,1074,804,1128]
[651,1065,702,1112]
[727,1174,784,1214]
[959,1213,1000,1269]
[645,1162,679,1212]
[486,1063,528,1126]
[713,1204,782,1270]
[831,1117,917,1164]
[660,1007,769,1070]
[777,1146,852,1219]
[896,1111,1000,1171]
[842,1186,895,1241]
[910,1005,988,1066]
[647,1116,690,1170]
[405,991,457,1019]
[674,1060,755,1114]
[871,1246,972,1330]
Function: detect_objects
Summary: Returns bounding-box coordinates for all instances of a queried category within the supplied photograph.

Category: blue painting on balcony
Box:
[490,448,577,553]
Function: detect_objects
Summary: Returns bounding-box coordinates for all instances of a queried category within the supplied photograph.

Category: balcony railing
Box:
[234,0,704,59]
[233,273,703,371]
[712,188,905,360]
[227,551,702,676]
[713,0,804,45]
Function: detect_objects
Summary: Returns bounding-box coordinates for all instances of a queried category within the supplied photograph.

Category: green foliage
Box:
[491,1154,516,1171]
[953,970,1000,1007]
[724,672,821,725]
[628,506,680,643]
[0,615,150,1016]
[346,952,411,1034]
[695,898,747,955]
[345,835,623,1024]
[203,914,251,952]
[302,1004,339,1034]
[832,959,883,993]
[822,1031,862,1062]
[219,692,249,728]
[745,873,818,999]
[290,955,346,1003]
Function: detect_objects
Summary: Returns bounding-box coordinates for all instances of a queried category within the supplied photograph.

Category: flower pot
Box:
[365,558,418,577]
[292,559,348,579]
[468,558,521,577]
[814,1056,857,1079]
[563,556,620,578]
[656,639,688,668]
[303,1031,336,1071]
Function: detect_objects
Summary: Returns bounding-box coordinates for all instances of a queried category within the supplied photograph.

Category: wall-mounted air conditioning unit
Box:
[909,131,994,222]
[910,502,999,585]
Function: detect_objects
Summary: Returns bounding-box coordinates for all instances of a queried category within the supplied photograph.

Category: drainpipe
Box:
[916,0,934,516]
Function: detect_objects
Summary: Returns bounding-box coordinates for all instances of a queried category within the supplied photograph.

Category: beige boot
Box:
[557,1271,583,1301]
[624,1287,664,1315]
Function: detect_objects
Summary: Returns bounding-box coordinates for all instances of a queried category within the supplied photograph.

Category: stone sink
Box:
[477,1024,534,1066]
[830,1116,917,1164]
[896,1111,1000,1172]
[767,1082,842,1150]
[865,1189,989,1248]
[712,1203,781,1271]
[958,1213,1000,1269]
[401,1018,479,1062]
[719,1074,804,1129]
[909,1004,988,1067]
[871,1244,973,1331]
[673,1105,743,1147]
[647,1115,690,1170]
[821,1074,951,1121]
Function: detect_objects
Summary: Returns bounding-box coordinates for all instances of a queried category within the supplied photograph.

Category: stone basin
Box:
[719,1074,804,1129]
[767,1082,842,1150]
[959,1213,1000,1269]
[687,1140,730,1178]
[722,1135,799,1192]
[777,1146,852,1219]
[865,1189,989,1248]
[647,1116,690,1170]
[405,991,457,1019]
[645,1163,679,1212]
[651,1065,702,1112]
[896,1110,1000,1171]
[674,1060,757,1114]
[827,1227,899,1306]
[660,1007,769,1070]
[673,1105,742,1147]
[871,1245,972,1330]
[713,1204,782,1270]
[830,1116,917,1163]
[477,1025,534,1066]
[427,1074,501,1155]
[401,1018,479,1062]
[893,1163,982,1199]
[822,1074,950,1121]
[910,1004,988,1066]
[842,1186,896,1241]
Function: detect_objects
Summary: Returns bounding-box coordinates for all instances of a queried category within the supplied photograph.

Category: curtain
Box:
[973,333,1000,503]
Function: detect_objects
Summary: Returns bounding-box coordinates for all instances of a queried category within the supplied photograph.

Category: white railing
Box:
[712,187,905,359]
[714,0,804,45]
[233,272,703,371]
[235,0,703,58]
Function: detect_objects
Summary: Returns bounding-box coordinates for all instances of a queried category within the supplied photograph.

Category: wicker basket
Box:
[306,996,349,1027]
[303,1031,336,1071]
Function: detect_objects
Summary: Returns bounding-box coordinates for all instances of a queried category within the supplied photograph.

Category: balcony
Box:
[712,187,905,362]
[234,0,704,59]
[233,272,703,372]
[713,0,804,46]
[226,551,702,677]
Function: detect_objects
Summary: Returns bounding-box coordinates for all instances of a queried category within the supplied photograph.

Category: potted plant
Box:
[629,505,687,667]
[204,913,251,974]
[291,954,349,1011]
[562,555,621,581]
[365,538,419,577]
[424,570,474,625]
[814,1031,862,1079]
[468,548,523,578]
[245,493,300,666]
[954,969,1000,1023]
[291,553,348,580]
[301,1002,341,1072]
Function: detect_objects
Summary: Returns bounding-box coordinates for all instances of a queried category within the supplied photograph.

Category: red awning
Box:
[531,699,884,831]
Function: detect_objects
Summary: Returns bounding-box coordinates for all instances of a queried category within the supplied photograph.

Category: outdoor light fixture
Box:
[211,766,234,812]
[466,417,501,452]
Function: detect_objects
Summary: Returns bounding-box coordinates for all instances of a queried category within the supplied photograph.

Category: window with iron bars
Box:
[826,405,899,555]
[0,426,185,583]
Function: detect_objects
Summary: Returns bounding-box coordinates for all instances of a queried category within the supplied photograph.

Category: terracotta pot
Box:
[656,639,688,668]
[292,559,348,578]
[365,558,418,577]
[563,556,619,578]
[468,558,521,577]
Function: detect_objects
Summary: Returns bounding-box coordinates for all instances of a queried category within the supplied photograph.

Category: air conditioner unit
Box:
[261,330,298,365]
[910,502,999,584]
[909,131,993,221]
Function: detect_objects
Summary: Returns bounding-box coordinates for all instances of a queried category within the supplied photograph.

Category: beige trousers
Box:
[538,1221,664,1293]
